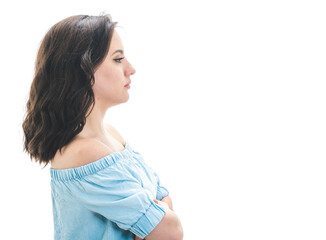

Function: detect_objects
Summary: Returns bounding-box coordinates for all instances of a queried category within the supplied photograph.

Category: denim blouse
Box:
[50,141,169,240]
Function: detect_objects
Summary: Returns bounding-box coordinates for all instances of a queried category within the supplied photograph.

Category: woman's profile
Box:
[22,14,183,240]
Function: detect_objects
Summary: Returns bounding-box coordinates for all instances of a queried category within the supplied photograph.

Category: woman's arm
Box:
[134,196,182,240]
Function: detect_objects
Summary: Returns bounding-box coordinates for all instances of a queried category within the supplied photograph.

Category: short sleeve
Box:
[70,168,166,239]
[131,148,170,201]
[153,170,170,201]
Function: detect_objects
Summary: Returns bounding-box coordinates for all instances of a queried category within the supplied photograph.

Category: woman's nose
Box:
[126,62,136,76]
[130,65,136,75]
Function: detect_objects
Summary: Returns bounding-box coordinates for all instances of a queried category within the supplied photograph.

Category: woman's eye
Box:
[114,57,124,63]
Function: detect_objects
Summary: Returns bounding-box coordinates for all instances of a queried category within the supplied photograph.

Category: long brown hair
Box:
[22,14,118,167]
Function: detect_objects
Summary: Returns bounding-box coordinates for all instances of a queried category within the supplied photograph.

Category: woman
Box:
[22,14,183,240]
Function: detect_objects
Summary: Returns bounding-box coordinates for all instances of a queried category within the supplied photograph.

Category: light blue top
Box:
[50,141,169,240]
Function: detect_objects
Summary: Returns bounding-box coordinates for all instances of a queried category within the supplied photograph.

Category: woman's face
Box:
[93,30,136,108]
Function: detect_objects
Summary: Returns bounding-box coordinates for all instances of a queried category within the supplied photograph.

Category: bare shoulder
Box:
[51,123,125,169]
[104,122,126,146]
[74,138,113,163]
[64,123,125,167]
[52,138,112,169]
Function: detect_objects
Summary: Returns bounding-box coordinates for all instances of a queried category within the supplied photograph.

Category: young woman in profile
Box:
[22,14,183,240]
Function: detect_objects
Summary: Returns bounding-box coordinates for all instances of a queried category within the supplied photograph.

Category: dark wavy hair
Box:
[22,14,118,167]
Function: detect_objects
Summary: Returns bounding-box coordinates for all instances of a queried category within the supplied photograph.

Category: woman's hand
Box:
[153,199,172,212]
[134,235,143,240]
[160,195,173,211]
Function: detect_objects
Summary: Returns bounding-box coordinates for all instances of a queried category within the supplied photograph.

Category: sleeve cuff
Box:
[130,201,166,238]
[156,186,170,201]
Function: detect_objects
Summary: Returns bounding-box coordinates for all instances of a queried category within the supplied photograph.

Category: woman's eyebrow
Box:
[111,49,124,56]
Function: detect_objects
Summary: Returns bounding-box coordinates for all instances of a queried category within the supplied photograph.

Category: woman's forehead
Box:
[108,30,124,54]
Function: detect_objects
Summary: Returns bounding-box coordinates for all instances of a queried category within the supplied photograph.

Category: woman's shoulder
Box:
[73,137,113,163]
[51,122,126,169]
[51,137,113,169]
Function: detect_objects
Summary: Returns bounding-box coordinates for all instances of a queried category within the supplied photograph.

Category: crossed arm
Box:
[105,124,180,239]
[134,195,178,240]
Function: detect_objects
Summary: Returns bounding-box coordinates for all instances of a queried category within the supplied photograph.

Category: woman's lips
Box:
[124,84,130,88]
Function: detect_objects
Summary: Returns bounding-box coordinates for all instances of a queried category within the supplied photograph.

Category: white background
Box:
[0,0,325,239]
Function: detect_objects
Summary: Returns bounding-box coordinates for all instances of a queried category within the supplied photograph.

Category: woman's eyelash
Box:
[114,57,124,63]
